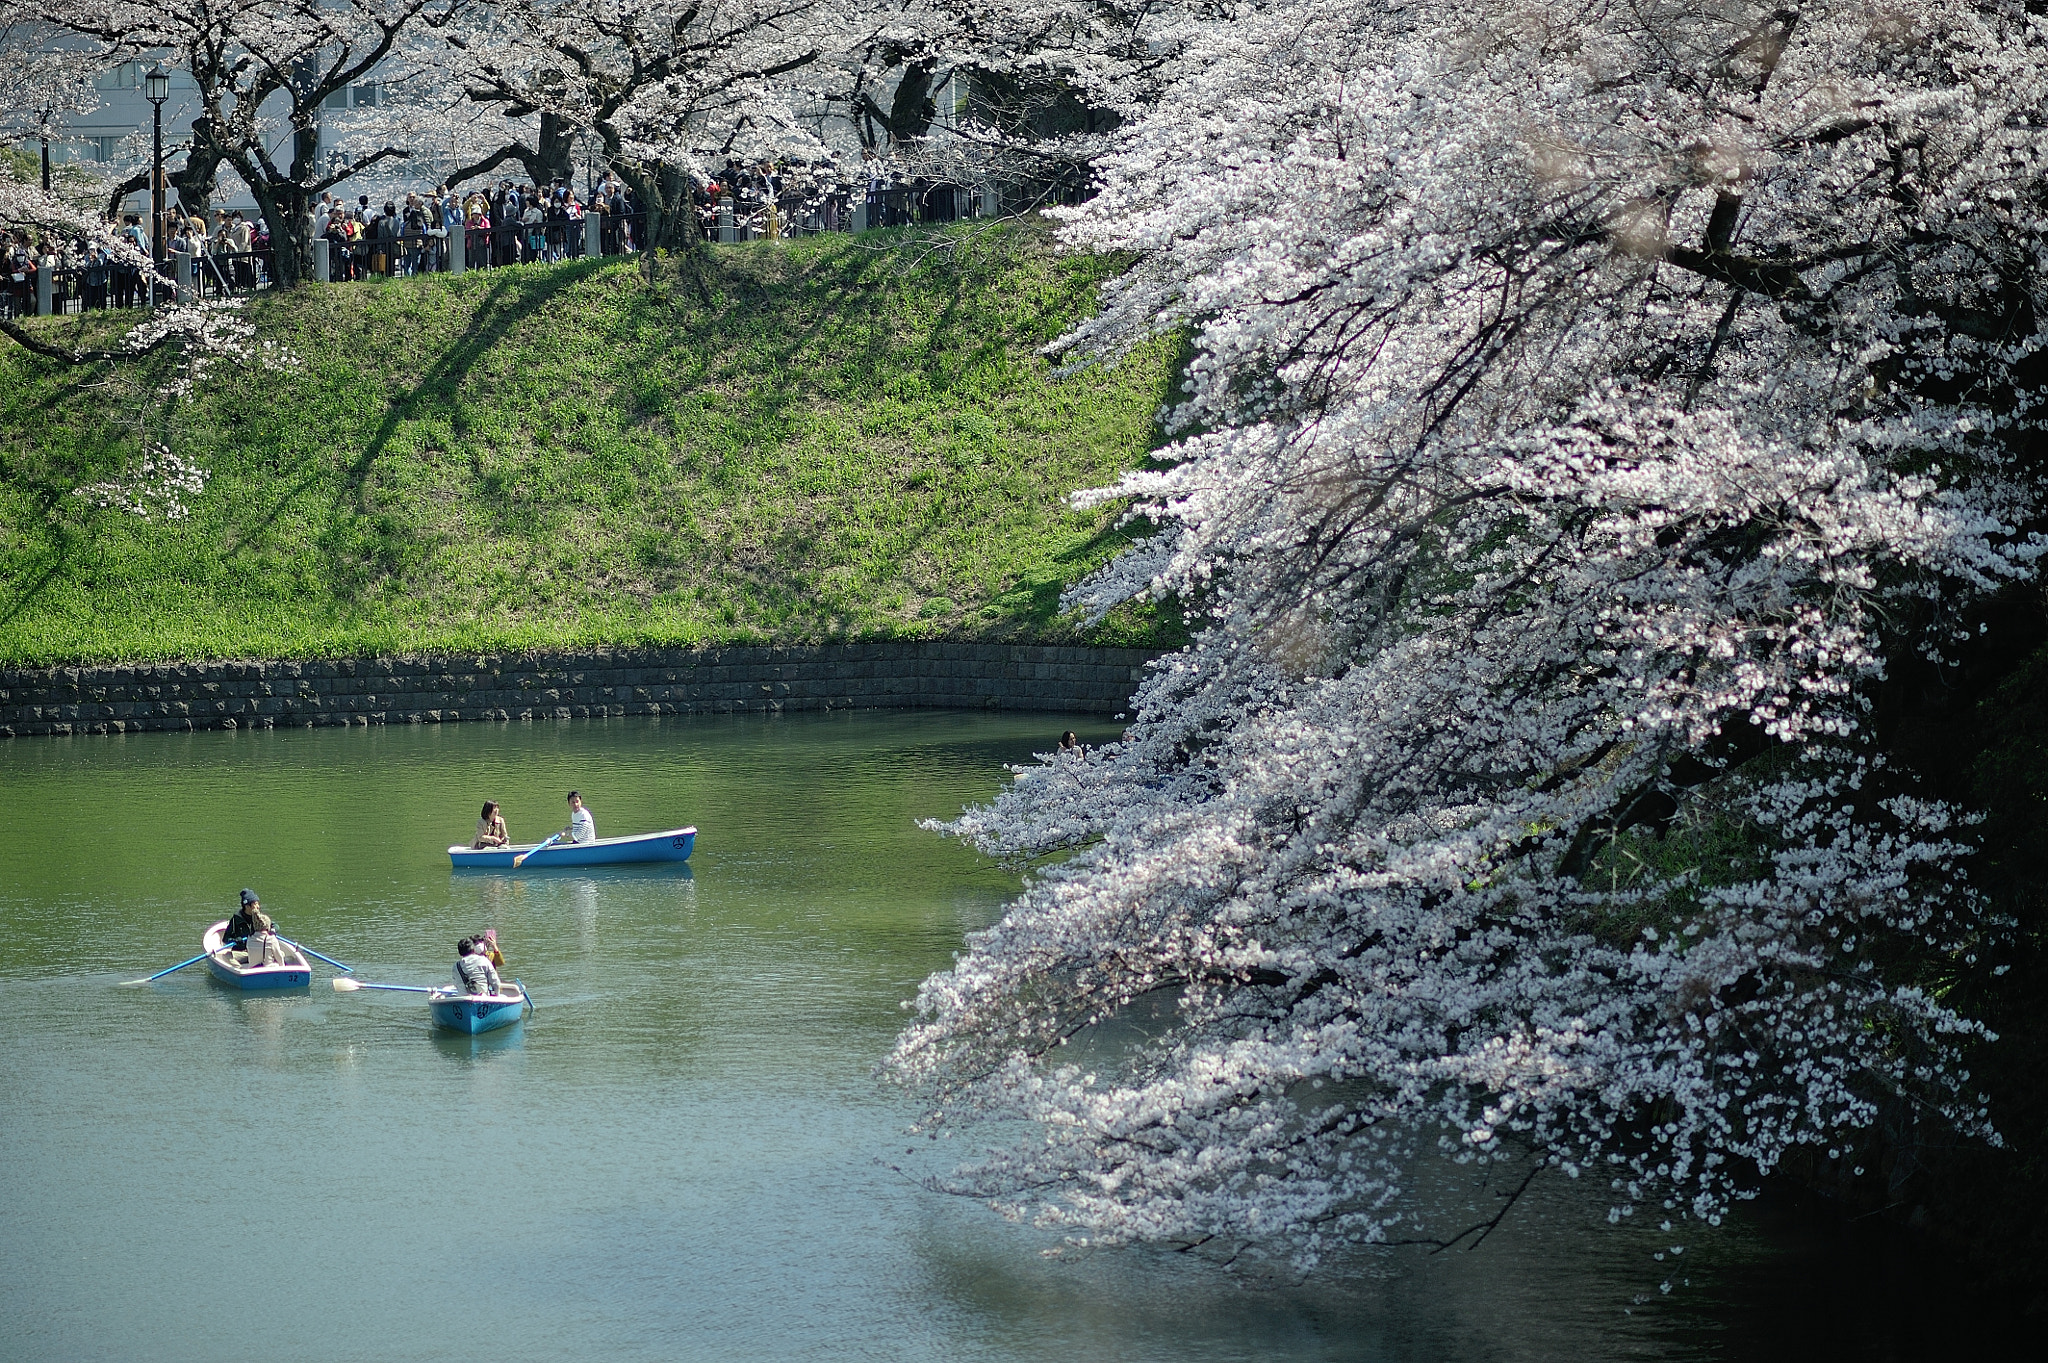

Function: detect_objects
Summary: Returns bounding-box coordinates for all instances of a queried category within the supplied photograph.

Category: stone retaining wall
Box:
[0,642,1161,738]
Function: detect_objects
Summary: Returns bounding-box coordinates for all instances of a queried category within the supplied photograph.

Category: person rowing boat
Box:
[559,790,596,845]
[217,889,295,970]
[223,888,272,946]
[454,937,502,996]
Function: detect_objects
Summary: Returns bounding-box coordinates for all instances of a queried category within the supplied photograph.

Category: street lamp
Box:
[146,64,171,305]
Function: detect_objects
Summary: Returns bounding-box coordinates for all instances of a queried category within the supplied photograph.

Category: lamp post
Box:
[145,64,170,306]
[39,107,52,192]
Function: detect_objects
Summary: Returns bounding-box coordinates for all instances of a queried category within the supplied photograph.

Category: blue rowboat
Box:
[202,921,311,990]
[428,982,529,1034]
[448,825,695,870]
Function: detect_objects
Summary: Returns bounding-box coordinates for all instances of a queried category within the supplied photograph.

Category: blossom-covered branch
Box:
[892,0,2048,1267]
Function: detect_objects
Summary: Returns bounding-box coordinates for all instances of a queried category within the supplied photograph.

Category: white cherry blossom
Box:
[893,0,2044,1263]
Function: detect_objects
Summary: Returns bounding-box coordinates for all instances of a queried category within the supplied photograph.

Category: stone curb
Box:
[0,642,1165,738]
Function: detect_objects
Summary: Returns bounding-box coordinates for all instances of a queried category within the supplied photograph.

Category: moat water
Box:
[0,712,2008,1360]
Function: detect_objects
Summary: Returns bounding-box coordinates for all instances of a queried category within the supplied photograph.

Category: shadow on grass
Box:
[613,228,1121,626]
[0,548,68,636]
[0,226,1175,654]
[222,264,604,597]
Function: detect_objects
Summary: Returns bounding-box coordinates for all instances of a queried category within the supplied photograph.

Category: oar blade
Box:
[332,977,364,992]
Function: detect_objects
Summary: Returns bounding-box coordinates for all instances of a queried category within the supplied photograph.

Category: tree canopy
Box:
[890,0,2048,1265]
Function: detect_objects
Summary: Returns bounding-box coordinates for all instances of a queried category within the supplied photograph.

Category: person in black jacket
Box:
[223,889,273,946]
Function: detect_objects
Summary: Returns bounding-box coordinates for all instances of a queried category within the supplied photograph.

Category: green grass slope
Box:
[0,224,1178,664]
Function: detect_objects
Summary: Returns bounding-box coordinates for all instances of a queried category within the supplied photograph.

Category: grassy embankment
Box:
[0,223,1180,664]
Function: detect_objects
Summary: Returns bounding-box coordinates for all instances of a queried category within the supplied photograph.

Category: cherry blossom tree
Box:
[0,36,268,374]
[892,0,2048,1266]
[1,9,297,530]
[29,0,472,285]
[449,0,856,253]
[846,0,1188,204]
[0,12,106,170]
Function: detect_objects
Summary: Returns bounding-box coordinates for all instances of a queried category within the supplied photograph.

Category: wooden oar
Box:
[331,979,435,995]
[277,936,353,973]
[512,833,561,869]
[120,952,211,986]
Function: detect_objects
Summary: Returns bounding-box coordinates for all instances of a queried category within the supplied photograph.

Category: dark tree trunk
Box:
[266,98,323,287]
[171,118,226,218]
[612,158,702,257]
[253,179,313,287]
[443,117,578,199]
[533,113,576,185]
[886,59,939,146]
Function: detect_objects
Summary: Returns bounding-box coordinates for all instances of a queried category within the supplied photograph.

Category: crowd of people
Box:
[4,208,265,316]
[4,220,146,316]
[312,177,642,280]
[5,156,983,319]
[707,156,977,237]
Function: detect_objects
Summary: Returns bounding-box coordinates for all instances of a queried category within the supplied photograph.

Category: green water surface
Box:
[0,712,1999,1361]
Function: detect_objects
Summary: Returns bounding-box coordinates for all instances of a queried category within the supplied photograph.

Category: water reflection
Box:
[572,876,600,953]
[213,992,299,1068]
[451,863,698,883]
[430,1025,527,1064]
[0,712,2013,1361]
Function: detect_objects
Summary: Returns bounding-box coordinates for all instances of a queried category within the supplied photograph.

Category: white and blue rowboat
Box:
[428,982,530,1034]
[448,826,696,869]
[202,920,312,990]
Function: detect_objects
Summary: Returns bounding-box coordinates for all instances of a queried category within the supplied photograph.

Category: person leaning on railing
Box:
[439,186,461,271]
[228,211,253,289]
[251,216,271,286]
[402,195,428,275]
[465,194,490,270]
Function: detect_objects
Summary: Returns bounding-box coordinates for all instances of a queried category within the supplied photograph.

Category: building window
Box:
[351,82,380,108]
[94,62,141,90]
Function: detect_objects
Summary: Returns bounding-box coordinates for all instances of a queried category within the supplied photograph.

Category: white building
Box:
[33,59,383,220]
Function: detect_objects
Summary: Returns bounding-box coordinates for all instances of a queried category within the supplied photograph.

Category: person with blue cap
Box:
[223,889,273,948]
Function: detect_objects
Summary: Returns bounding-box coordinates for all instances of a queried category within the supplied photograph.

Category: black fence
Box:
[5,253,270,319]
[702,179,977,239]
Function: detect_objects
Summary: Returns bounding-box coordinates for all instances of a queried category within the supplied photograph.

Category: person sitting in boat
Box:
[472,800,510,849]
[559,790,596,844]
[475,928,505,970]
[246,923,288,967]
[455,937,502,996]
[224,889,274,947]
